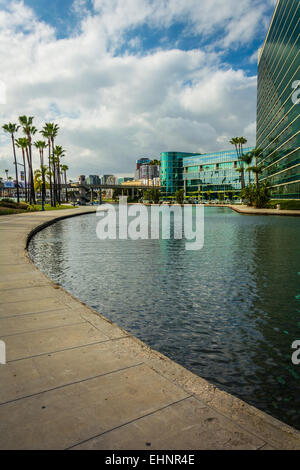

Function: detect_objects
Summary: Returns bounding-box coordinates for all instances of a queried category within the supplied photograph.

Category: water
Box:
[28,206,300,429]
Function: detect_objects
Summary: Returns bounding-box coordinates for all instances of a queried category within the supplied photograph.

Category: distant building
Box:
[183,148,254,197]
[102,174,117,185]
[86,175,101,185]
[78,175,86,185]
[160,152,199,197]
[160,149,254,197]
[118,177,134,184]
[134,158,161,184]
[136,158,151,170]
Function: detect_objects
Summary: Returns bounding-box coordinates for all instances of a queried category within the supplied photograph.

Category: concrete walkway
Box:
[211,204,300,217]
[0,207,300,450]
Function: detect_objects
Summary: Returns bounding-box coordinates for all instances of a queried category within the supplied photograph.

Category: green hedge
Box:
[268,200,300,210]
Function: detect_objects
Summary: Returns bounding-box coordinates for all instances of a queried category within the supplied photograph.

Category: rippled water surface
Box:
[29,206,300,429]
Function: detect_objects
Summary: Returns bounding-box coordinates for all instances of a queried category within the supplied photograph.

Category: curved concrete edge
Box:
[21,208,300,450]
[220,204,300,217]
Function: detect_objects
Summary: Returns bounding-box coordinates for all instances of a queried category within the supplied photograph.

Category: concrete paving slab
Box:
[73,397,265,450]
[0,308,86,336]
[0,296,68,318]
[0,340,142,404]
[0,364,189,450]
[0,264,38,275]
[3,322,110,361]
[0,270,45,282]
[0,285,70,303]
[0,277,49,290]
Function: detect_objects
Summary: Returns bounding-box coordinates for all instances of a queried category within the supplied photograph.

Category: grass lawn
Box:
[30,204,78,211]
[0,200,78,216]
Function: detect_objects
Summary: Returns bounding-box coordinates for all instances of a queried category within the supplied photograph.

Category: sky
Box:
[0,0,277,179]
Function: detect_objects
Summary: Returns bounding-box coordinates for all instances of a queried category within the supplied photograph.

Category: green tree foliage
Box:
[240,182,270,208]
[175,188,185,204]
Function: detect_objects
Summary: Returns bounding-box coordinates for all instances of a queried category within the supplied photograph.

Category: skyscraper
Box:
[256,0,299,199]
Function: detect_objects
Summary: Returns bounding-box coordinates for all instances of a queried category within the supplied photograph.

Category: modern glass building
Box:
[183,148,254,197]
[160,152,199,197]
[256,0,300,199]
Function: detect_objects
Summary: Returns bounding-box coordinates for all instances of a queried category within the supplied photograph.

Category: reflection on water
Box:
[29,207,300,429]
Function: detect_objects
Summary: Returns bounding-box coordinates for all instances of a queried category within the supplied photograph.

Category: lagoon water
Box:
[29,206,300,429]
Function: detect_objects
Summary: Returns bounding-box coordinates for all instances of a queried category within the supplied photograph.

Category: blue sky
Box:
[0,0,277,178]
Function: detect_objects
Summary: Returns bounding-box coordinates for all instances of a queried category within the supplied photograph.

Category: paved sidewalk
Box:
[0,207,299,450]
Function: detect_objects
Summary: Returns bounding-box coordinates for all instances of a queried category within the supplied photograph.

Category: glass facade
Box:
[256,0,300,199]
[160,152,199,197]
[183,148,254,196]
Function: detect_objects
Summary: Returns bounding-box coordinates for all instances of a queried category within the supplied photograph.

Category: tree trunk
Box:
[21,148,27,202]
[11,135,20,202]
[48,138,53,206]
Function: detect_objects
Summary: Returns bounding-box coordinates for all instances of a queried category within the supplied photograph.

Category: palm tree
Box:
[60,164,69,202]
[53,145,65,204]
[40,123,59,206]
[18,116,37,204]
[34,140,48,210]
[248,165,264,185]
[247,148,263,185]
[241,151,253,185]
[2,123,20,202]
[5,169,8,180]
[15,137,29,202]
[229,136,247,189]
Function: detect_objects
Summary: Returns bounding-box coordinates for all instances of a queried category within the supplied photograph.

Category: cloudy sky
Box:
[0,0,277,179]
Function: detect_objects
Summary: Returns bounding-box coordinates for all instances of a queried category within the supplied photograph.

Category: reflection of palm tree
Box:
[2,123,20,202]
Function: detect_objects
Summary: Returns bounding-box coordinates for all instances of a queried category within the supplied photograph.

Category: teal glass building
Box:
[160,152,199,197]
[256,0,300,199]
[183,148,254,196]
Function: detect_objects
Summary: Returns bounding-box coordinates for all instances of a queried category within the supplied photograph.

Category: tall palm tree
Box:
[15,137,29,202]
[248,165,264,185]
[247,148,263,185]
[60,164,69,202]
[5,169,8,180]
[2,123,20,202]
[53,145,65,204]
[229,136,247,189]
[34,140,48,210]
[241,151,253,186]
[40,123,59,206]
[18,116,37,204]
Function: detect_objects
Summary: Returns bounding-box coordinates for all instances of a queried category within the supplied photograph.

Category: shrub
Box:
[240,182,270,208]
[0,200,28,210]
[175,188,185,204]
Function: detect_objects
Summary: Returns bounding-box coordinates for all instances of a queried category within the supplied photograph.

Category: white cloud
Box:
[0,0,274,178]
